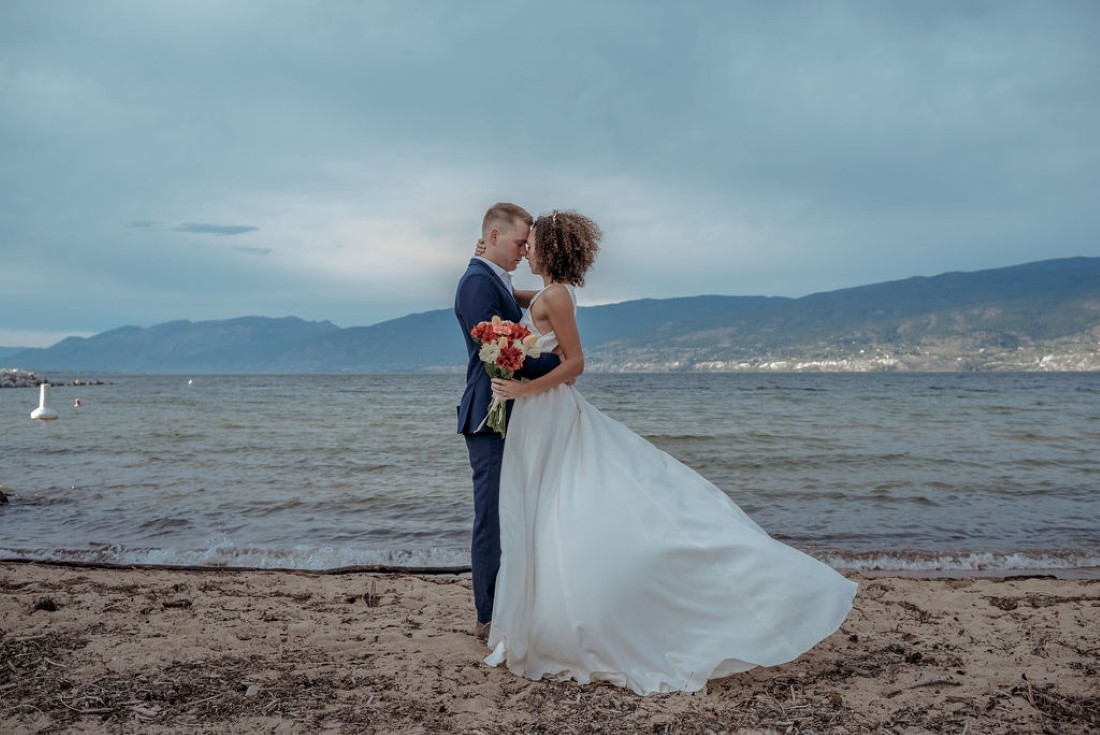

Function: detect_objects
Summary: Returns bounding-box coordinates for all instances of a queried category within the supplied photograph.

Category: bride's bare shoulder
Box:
[540,283,574,308]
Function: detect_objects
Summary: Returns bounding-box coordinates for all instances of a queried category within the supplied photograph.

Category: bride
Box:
[483,210,857,695]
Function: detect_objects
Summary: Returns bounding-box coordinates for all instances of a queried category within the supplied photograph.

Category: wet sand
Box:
[2,562,1097,734]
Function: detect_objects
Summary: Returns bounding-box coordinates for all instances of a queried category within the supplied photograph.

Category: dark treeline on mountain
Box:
[6,257,1098,373]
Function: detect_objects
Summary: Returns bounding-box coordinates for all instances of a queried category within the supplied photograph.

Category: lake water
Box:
[2,372,1098,576]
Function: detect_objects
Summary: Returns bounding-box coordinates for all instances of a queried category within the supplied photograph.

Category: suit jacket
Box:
[455,259,560,434]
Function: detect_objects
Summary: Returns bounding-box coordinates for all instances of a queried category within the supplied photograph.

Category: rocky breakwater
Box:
[1,368,45,388]
[0,369,107,388]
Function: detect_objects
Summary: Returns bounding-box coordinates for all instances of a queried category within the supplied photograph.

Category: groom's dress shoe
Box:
[474,620,491,642]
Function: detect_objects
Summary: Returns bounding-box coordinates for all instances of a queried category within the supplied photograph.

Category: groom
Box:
[455,202,560,641]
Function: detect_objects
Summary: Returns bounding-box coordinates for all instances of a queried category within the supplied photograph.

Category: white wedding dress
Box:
[485,286,858,695]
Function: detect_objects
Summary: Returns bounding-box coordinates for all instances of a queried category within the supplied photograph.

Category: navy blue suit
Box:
[455,258,560,623]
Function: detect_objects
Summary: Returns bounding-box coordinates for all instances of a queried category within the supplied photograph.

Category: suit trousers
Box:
[464,432,505,623]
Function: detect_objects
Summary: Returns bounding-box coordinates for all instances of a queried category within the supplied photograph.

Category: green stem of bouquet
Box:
[484,365,515,438]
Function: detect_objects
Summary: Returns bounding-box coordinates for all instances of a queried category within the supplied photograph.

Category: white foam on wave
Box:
[0,544,472,570]
[814,549,1100,573]
[3,545,1099,576]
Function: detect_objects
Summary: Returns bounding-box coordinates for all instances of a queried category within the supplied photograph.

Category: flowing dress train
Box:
[485,287,857,695]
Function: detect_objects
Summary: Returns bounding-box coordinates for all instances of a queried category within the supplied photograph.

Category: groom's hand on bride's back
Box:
[519,351,558,380]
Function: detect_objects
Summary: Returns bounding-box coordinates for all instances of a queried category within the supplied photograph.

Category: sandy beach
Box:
[1,562,1096,734]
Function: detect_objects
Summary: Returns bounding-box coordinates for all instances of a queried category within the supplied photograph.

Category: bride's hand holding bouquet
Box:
[490,375,529,401]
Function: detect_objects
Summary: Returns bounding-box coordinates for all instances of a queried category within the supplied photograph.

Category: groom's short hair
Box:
[482,202,532,234]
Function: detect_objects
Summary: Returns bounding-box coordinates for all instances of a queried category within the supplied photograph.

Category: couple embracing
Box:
[454,202,857,696]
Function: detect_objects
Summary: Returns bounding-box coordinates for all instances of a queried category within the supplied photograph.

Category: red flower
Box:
[471,317,530,346]
[470,322,496,344]
[495,345,525,373]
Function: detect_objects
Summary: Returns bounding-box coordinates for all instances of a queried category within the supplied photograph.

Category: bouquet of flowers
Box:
[470,316,543,437]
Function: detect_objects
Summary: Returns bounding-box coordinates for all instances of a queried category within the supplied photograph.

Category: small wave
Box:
[3,545,1098,577]
[928,386,998,393]
[813,549,1100,575]
[0,544,472,571]
[136,517,194,538]
[643,433,728,443]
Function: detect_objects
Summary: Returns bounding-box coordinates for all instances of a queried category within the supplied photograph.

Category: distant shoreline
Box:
[6,256,1100,374]
[3,366,1100,379]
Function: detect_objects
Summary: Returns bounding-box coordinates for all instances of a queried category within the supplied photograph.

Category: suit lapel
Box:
[468,259,520,316]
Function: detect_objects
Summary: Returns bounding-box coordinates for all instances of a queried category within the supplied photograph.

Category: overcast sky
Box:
[2,1,1098,347]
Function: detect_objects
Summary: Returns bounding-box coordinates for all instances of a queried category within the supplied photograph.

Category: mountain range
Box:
[5,257,1099,373]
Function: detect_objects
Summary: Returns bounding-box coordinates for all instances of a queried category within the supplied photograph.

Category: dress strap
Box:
[528,284,575,310]
[527,286,550,309]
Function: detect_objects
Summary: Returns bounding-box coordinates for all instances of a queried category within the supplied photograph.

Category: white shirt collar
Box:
[473,256,511,281]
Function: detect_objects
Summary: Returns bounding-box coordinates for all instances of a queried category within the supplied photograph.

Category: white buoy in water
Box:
[30,383,59,420]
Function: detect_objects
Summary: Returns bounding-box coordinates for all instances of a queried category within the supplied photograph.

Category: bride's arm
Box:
[513,289,537,308]
[474,238,534,307]
[492,285,583,400]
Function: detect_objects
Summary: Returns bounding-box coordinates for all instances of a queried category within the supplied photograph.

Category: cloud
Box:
[0,1,1097,338]
[174,223,259,236]
[232,246,272,256]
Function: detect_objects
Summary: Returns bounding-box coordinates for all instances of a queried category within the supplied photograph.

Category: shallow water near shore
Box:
[2,372,1098,576]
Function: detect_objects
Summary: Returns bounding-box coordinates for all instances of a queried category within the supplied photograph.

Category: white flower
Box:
[521,334,542,358]
[479,342,501,364]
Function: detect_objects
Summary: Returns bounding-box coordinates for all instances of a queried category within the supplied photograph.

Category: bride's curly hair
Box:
[532,210,602,286]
